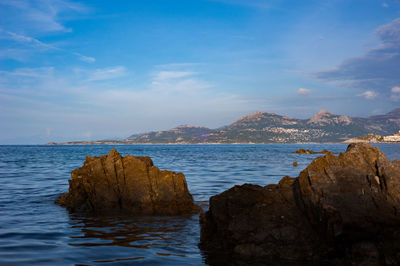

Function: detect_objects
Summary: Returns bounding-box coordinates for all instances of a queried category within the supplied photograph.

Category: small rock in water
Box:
[55,149,200,215]
[292,161,298,167]
[293,148,333,154]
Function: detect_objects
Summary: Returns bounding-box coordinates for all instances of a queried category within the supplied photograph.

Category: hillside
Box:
[126,125,213,144]
[126,108,400,144]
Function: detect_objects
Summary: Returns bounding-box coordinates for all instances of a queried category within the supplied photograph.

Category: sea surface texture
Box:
[1,144,399,265]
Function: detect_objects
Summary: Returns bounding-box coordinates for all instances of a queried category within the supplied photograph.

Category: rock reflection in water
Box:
[66,213,201,264]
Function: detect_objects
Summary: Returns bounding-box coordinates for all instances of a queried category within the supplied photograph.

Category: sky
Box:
[1,0,400,144]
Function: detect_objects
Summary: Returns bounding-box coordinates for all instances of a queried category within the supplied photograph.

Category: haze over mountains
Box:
[125,108,400,144]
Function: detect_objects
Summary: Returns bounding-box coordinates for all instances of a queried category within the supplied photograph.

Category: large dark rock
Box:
[56,149,200,215]
[200,143,400,265]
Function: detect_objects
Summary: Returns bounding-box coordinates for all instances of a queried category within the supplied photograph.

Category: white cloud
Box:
[0,1,93,63]
[73,53,96,63]
[0,65,258,143]
[0,30,56,50]
[155,63,204,69]
[86,66,127,81]
[150,70,211,94]
[391,86,400,101]
[358,90,378,99]
[297,88,312,96]
[392,86,400,93]
[0,29,95,63]
[154,71,196,81]
[0,0,87,33]
[0,67,54,79]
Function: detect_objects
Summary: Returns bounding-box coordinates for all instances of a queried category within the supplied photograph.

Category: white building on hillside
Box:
[383,130,400,142]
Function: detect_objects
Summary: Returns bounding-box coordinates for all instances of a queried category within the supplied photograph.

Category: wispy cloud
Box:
[2,66,53,76]
[155,63,204,69]
[0,0,93,63]
[0,0,87,33]
[315,18,400,96]
[297,88,312,96]
[0,29,56,50]
[154,71,197,81]
[0,64,258,143]
[75,54,96,63]
[0,29,95,62]
[86,66,127,81]
[358,90,378,99]
[151,70,211,94]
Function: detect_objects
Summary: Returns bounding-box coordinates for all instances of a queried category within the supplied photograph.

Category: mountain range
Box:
[127,108,400,144]
[48,108,400,144]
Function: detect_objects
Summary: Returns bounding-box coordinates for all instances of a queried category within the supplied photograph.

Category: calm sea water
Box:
[0,144,399,265]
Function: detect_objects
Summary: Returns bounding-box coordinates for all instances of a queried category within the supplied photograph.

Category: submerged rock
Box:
[200,143,400,265]
[56,149,200,215]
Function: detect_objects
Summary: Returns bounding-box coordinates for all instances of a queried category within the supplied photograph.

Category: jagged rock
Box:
[200,143,400,265]
[56,149,200,215]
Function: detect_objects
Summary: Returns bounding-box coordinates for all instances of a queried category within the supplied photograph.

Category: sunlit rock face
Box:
[200,143,400,265]
[56,149,200,215]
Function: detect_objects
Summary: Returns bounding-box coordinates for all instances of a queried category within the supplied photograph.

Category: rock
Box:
[56,149,200,215]
[320,149,333,154]
[200,177,321,265]
[293,161,298,167]
[200,143,400,265]
[293,148,315,154]
[293,148,333,154]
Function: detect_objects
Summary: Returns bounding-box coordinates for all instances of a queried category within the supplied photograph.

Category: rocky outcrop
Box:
[200,144,400,265]
[56,149,200,215]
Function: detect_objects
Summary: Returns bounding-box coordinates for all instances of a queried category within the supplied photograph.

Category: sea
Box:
[1,144,399,265]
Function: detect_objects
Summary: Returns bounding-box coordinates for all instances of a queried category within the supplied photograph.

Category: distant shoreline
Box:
[44,141,399,145]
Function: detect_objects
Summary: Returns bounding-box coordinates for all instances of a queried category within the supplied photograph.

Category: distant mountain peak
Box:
[316,110,333,116]
[308,110,351,125]
[239,111,267,121]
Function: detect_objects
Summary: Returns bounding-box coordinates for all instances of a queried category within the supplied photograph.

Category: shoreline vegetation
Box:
[45,108,400,145]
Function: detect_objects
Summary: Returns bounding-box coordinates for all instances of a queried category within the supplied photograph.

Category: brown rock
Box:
[292,161,298,167]
[56,149,200,215]
[298,143,400,239]
[200,143,400,265]
[200,177,321,265]
[293,148,333,154]
[293,148,315,154]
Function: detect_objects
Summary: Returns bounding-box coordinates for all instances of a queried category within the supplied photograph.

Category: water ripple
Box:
[0,144,399,265]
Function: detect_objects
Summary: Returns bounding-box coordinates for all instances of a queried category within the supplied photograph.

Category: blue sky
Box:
[1,0,400,144]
